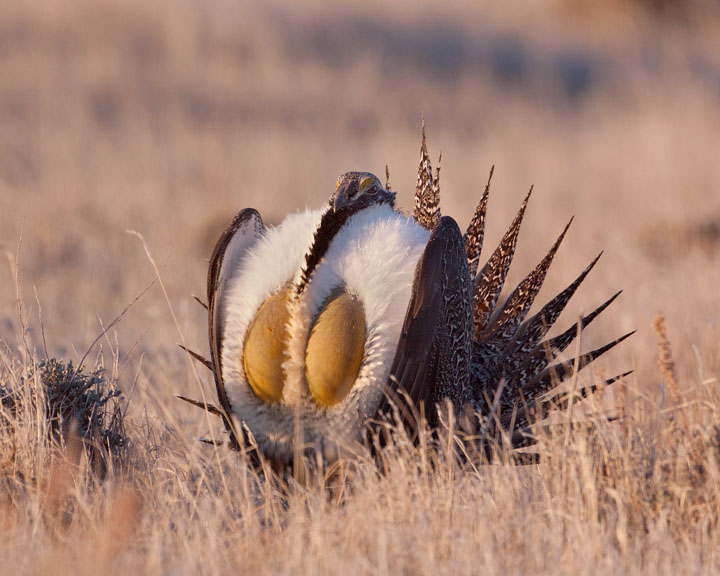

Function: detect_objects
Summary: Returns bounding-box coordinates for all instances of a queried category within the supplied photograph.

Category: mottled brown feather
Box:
[472,188,532,338]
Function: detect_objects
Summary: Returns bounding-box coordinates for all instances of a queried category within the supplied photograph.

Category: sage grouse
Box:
[182,135,632,467]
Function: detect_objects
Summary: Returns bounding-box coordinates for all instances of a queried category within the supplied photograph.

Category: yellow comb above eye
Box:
[336,177,342,189]
[358,176,375,194]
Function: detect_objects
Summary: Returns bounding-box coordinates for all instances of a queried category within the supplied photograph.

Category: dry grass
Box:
[1,0,720,573]
[1,329,718,575]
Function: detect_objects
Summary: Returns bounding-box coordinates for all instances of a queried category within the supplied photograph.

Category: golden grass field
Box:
[1,0,719,573]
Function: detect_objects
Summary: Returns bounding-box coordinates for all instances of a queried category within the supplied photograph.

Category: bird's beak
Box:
[332,183,351,213]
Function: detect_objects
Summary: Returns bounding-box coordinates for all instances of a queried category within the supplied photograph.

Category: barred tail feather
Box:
[464,166,493,278]
[497,289,623,388]
[486,217,573,337]
[470,219,575,382]
[517,330,635,402]
[473,188,532,338]
[499,251,604,363]
[414,122,441,229]
[547,370,634,412]
[541,291,623,358]
[473,217,574,375]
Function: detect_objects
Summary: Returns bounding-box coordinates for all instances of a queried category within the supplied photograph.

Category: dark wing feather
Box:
[383,216,473,428]
[207,208,266,422]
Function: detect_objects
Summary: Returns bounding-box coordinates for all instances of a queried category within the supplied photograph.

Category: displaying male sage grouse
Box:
[181,133,633,468]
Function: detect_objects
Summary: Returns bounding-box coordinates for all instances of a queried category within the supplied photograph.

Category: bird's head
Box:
[331,172,396,213]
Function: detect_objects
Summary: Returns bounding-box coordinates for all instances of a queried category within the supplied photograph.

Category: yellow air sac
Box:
[243,288,291,404]
[306,292,366,407]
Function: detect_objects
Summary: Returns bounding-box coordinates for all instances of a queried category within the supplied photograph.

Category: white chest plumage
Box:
[219,204,430,460]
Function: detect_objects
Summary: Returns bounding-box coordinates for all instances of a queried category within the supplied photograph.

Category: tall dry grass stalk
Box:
[654,315,692,442]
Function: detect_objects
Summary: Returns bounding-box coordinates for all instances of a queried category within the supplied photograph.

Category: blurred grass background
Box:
[0,0,719,422]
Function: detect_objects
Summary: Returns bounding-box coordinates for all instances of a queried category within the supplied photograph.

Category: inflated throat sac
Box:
[243,286,366,408]
[305,291,366,407]
[243,286,291,404]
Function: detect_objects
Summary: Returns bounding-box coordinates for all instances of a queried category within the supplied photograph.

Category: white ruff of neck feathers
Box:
[220,203,429,460]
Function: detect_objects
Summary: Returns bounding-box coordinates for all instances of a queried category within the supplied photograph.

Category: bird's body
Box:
[218,203,429,462]
[182,134,632,469]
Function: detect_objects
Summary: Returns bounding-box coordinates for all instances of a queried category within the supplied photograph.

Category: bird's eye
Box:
[359,176,377,194]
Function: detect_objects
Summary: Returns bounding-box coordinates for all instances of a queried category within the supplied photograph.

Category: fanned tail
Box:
[447,164,632,458]
[471,292,627,422]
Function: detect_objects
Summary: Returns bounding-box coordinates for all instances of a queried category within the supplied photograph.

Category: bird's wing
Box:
[207,208,266,419]
[383,216,473,429]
